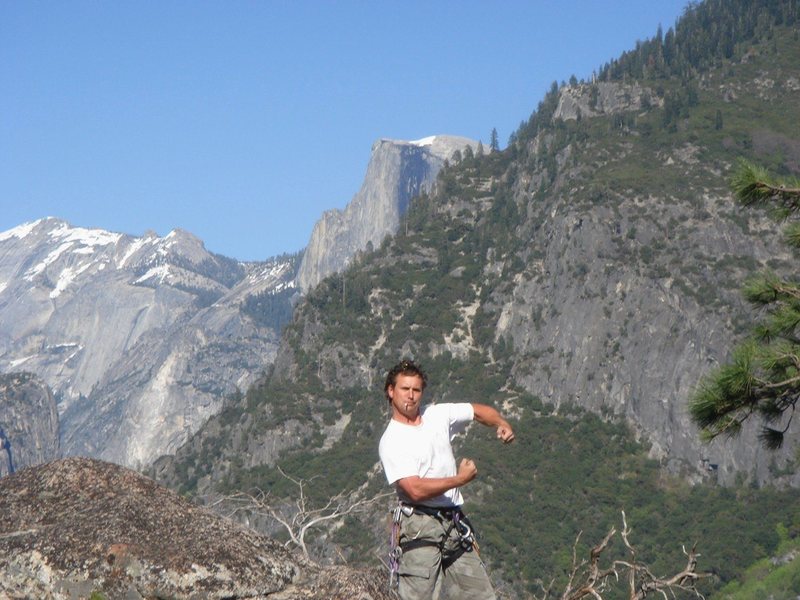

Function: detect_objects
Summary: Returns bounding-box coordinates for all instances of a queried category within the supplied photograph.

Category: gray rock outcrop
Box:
[0,372,59,476]
[0,457,391,599]
[554,81,663,121]
[296,135,480,292]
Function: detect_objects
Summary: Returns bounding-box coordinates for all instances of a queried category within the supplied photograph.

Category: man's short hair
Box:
[384,360,427,400]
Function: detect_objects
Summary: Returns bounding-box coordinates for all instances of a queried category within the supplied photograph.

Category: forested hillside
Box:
[154,1,800,596]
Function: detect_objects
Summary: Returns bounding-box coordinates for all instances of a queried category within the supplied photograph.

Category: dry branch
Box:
[534,511,712,600]
[205,467,393,560]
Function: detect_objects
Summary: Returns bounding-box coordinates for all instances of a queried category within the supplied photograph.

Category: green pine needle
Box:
[732,160,773,207]
[698,160,800,450]
[742,272,781,305]
[731,159,800,220]
[763,307,800,338]
[757,427,785,450]
[784,222,800,249]
[689,381,725,429]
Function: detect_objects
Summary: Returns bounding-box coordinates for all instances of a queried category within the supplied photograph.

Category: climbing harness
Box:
[388,503,478,589]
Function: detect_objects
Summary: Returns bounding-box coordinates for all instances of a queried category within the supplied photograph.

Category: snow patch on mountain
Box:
[48,221,122,247]
[409,135,437,147]
[50,262,93,298]
[134,265,172,285]
[117,234,158,268]
[25,243,71,279]
[0,220,42,242]
[9,355,35,369]
[246,261,296,286]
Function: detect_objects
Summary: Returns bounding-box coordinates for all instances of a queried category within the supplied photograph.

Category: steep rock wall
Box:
[296,135,480,292]
[0,372,59,476]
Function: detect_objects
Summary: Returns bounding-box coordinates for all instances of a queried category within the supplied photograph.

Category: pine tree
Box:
[490,128,499,152]
[690,161,800,450]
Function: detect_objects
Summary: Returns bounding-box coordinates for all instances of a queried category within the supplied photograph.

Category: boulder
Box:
[0,457,391,599]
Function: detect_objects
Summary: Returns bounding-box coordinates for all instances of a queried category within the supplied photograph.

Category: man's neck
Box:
[392,410,422,426]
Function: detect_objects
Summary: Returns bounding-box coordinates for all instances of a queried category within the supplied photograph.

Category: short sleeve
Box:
[446,403,474,437]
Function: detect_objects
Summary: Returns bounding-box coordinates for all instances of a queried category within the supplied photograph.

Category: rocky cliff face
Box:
[553,81,664,121]
[0,372,59,476]
[489,116,799,486]
[0,457,391,599]
[296,135,480,292]
[0,219,296,467]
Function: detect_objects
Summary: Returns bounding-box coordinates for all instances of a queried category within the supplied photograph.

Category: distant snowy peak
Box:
[46,219,123,247]
[0,218,58,243]
[0,218,244,301]
[0,218,113,257]
[387,134,484,161]
[0,216,296,467]
[0,217,202,252]
[0,218,208,271]
[1,217,125,245]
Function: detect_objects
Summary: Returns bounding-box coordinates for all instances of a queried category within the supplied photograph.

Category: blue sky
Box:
[1,1,689,261]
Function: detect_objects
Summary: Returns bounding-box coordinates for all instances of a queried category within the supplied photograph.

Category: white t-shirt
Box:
[379,403,474,507]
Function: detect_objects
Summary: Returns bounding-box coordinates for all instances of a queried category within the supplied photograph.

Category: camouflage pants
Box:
[395,510,496,600]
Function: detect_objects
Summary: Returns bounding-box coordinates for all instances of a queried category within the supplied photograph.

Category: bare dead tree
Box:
[615,511,709,600]
[206,467,393,561]
[559,528,619,599]
[533,511,712,600]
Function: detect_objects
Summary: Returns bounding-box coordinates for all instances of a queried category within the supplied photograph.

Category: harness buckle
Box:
[392,505,403,523]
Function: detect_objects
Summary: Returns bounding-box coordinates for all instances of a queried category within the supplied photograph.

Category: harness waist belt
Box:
[403,503,462,519]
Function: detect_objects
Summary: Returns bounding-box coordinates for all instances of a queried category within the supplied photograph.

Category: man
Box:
[379,360,515,600]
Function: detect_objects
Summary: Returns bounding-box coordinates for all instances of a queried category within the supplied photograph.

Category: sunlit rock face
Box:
[0,218,296,467]
[296,135,481,292]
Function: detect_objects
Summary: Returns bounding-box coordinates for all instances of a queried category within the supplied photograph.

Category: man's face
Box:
[388,374,424,421]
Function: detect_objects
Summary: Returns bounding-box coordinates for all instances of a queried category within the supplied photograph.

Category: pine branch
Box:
[693,158,800,449]
[742,273,800,306]
[757,427,786,450]
[732,160,800,217]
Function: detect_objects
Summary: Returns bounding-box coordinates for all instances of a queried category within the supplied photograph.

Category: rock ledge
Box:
[0,457,390,599]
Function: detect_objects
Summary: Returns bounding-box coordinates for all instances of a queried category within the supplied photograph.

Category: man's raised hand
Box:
[496,424,515,444]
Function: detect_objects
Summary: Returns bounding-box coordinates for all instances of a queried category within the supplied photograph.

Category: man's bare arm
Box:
[472,403,515,443]
[395,458,477,503]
